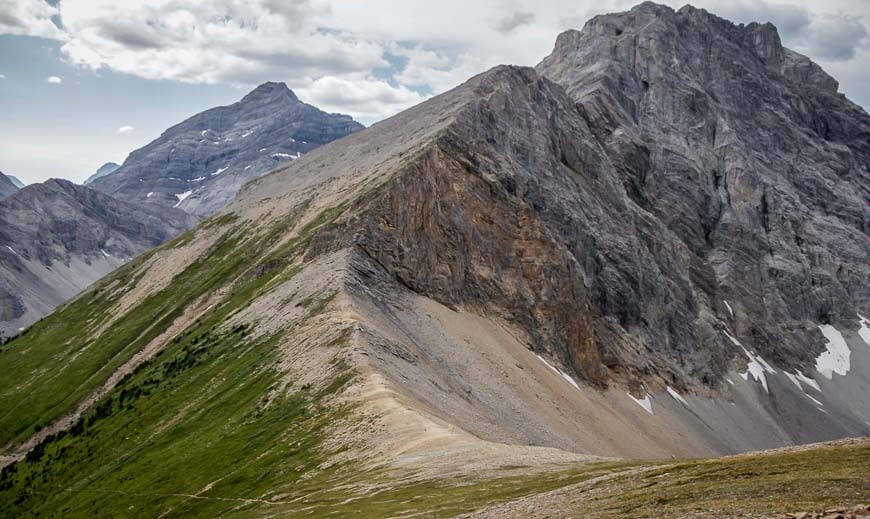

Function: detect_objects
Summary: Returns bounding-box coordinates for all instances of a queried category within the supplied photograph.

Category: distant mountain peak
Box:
[241,81,299,104]
[0,171,19,200]
[89,79,362,217]
[84,162,120,185]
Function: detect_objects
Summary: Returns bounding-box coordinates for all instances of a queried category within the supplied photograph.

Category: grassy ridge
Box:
[575,440,870,517]
[0,203,337,451]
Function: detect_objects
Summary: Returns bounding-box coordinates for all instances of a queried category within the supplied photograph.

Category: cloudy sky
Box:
[1,0,868,185]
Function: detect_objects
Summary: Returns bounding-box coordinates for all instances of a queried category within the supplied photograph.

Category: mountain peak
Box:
[241,81,299,104]
[84,162,120,185]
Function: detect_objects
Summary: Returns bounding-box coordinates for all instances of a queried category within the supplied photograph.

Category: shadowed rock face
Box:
[90,82,364,217]
[533,2,870,385]
[349,67,657,386]
[0,179,196,336]
[0,172,18,200]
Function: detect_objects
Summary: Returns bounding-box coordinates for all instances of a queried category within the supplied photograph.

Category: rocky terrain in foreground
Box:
[0,2,867,517]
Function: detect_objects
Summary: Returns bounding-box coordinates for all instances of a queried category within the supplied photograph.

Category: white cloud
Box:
[390,44,487,94]
[46,75,62,84]
[0,74,5,79]
[296,76,427,121]
[56,0,385,85]
[0,0,65,39]
[117,125,134,134]
[1,0,867,122]
[495,11,536,33]
[695,0,868,61]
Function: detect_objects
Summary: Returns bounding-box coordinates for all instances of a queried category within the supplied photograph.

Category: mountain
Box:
[90,82,364,217]
[83,162,119,185]
[0,3,868,516]
[6,176,24,189]
[535,1,870,385]
[0,172,18,200]
[0,179,196,337]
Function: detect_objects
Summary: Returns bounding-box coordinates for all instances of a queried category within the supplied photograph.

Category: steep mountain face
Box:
[0,180,195,336]
[535,2,870,387]
[90,82,364,217]
[0,4,869,516]
[0,172,18,200]
[83,162,119,185]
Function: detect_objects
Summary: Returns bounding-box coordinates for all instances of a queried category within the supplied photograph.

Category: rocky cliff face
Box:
[0,172,18,200]
[535,2,870,386]
[0,179,195,336]
[90,82,364,217]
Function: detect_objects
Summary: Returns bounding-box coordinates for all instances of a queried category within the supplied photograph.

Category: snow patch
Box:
[722,329,742,346]
[100,248,111,258]
[189,176,206,182]
[173,190,193,208]
[815,324,850,379]
[535,354,581,391]
[739,345,775,393]
[560,371,580,390]
[784,372,802,390]
[666,386,688,406]
[806,394,824,407]
[723,300,734,318]
[259,148,267,152]
[794,370,821,392]
[244,165,252,171]
[723,330,775,393]
[627,393,653,414]
[858,314,870,348]
[5,246,18,256]
[201,129,210,136]
[726,378,735,386]
[146,192,153,198]
[212,166,228,176]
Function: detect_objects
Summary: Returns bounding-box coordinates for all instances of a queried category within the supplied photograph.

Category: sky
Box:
[0,0,868,185]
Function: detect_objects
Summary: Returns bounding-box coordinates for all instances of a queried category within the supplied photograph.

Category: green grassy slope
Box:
[468,439,870,518]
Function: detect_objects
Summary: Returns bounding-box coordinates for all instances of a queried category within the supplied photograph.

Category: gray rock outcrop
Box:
[0,179,196,336]
[534,2,870,385]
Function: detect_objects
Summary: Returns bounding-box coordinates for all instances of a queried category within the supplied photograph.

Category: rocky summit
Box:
[0,2,868,518]
[536,2,870,388]
[90,82,364,217]
[83,162,119,185]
